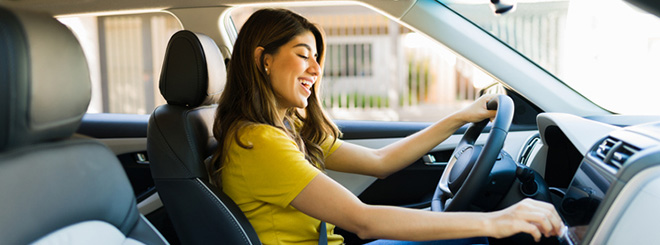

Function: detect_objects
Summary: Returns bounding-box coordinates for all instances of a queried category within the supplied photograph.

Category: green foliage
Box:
[324,93,389,109]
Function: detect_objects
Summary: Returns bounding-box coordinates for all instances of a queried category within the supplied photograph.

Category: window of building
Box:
[59,12,182,114]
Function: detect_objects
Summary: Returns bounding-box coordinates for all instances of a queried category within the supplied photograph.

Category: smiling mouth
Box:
[300,79,313,91]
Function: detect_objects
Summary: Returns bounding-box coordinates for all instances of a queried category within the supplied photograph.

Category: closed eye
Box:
[298,54,309,60]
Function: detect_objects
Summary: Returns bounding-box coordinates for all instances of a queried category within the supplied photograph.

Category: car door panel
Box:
[78,114,155,203]
[78,113,149,138]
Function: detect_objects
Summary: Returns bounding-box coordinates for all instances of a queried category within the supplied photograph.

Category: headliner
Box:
[0,0,413,18]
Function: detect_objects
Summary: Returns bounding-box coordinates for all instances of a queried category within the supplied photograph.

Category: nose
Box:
[308,58,321,76]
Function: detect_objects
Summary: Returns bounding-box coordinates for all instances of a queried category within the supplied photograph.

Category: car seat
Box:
[147,30,261,244]
[0,5,168,244]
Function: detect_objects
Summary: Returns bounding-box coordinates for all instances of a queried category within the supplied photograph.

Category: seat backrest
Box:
[0,6,168,245]
[147,30,261,245]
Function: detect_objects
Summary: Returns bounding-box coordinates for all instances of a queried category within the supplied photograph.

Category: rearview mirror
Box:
[490,0,516,15]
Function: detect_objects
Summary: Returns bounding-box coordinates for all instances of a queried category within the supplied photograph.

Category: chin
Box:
[296,98,309,109]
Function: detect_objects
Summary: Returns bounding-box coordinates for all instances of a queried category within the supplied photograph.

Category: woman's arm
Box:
[292,173,563,242]
[325,95,498,179]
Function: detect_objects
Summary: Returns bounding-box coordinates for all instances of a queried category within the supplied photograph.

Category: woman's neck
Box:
[274,107,287,128]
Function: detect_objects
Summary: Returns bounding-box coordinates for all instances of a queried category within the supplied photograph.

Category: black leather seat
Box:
[147,30,261,245]
[0,6,168,245]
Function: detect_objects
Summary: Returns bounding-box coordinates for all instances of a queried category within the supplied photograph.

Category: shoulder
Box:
[239,123,287,138]
[236,123,295,148]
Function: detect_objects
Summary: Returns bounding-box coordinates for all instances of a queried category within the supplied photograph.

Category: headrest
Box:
[0,6,91,151]
[159,30,225,107]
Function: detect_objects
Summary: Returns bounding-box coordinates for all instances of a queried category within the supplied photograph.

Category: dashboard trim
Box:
[537,113,620,156]
[589,165,660,244]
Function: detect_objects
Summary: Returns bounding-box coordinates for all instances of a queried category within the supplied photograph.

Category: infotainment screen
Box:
[558,157,615,243]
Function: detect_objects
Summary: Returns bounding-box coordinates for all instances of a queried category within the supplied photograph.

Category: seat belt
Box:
[319,221,328,245]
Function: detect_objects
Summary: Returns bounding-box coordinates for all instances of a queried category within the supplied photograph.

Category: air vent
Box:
[519,136,540,166]
[595,138,617,160]
[594,137,638,170]
[610,144,637,168]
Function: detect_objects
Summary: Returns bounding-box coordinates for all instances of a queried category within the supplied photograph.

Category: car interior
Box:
[2,0,660,244]
[0,6,167,244]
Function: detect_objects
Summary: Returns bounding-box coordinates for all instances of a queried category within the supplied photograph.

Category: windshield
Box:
[444,0,660,115]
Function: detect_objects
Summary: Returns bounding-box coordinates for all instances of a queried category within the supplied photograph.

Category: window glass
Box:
[59,12,182,114]
[231,5,496,122]
[59,5,497,121]
[445,0,660,115]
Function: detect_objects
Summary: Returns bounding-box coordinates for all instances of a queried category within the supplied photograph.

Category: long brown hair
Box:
[209,8,340,184]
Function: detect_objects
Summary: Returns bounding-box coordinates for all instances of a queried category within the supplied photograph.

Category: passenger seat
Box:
[0,5,168,244]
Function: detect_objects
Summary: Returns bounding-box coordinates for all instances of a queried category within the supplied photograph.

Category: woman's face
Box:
[264,31,320,111]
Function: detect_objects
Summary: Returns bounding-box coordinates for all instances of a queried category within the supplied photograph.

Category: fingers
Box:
[516,219,543,242]
[514,199,565,241]
[478,95,498,117]
[528,199,564,236]
[478,94,499,102]
[458,95,499,123]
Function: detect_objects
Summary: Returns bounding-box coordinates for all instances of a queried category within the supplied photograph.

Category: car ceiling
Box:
[0,0,308,16]
[0,0,414,18]
[4,0,653,32]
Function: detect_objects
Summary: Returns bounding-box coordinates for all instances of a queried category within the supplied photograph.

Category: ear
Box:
[253,46,271,70]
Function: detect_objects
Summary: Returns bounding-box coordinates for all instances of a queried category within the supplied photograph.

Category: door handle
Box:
[422,154,447,166]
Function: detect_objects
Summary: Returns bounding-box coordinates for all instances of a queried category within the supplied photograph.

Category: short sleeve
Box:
[235,125,321,208]
[320,137,343,160]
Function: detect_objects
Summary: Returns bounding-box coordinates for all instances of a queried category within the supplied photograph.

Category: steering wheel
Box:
[431,95,514,212]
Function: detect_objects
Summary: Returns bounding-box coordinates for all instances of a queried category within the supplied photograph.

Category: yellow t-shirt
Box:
[221,124,344,245]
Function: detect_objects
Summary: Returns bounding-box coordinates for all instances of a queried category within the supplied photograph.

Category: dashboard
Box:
[524,113,660,244]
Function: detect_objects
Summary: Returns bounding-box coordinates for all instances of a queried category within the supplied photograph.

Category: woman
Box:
[209,8,563,245]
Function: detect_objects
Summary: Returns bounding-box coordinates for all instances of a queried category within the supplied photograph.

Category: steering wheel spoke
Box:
[437,154,457,198]
[431,95,514,212]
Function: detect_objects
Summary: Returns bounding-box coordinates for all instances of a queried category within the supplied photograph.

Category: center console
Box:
[557,122,660,244]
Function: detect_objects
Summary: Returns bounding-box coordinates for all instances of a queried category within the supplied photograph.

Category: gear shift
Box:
[516,165,538,196]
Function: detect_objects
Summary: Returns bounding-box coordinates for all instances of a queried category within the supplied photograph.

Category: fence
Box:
[454,1,569,76]
[99,13,180,114]
[311,11,483,121]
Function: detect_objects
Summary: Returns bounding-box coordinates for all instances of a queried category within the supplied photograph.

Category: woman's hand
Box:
[485,198,565,242]
[453,94,499,124]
